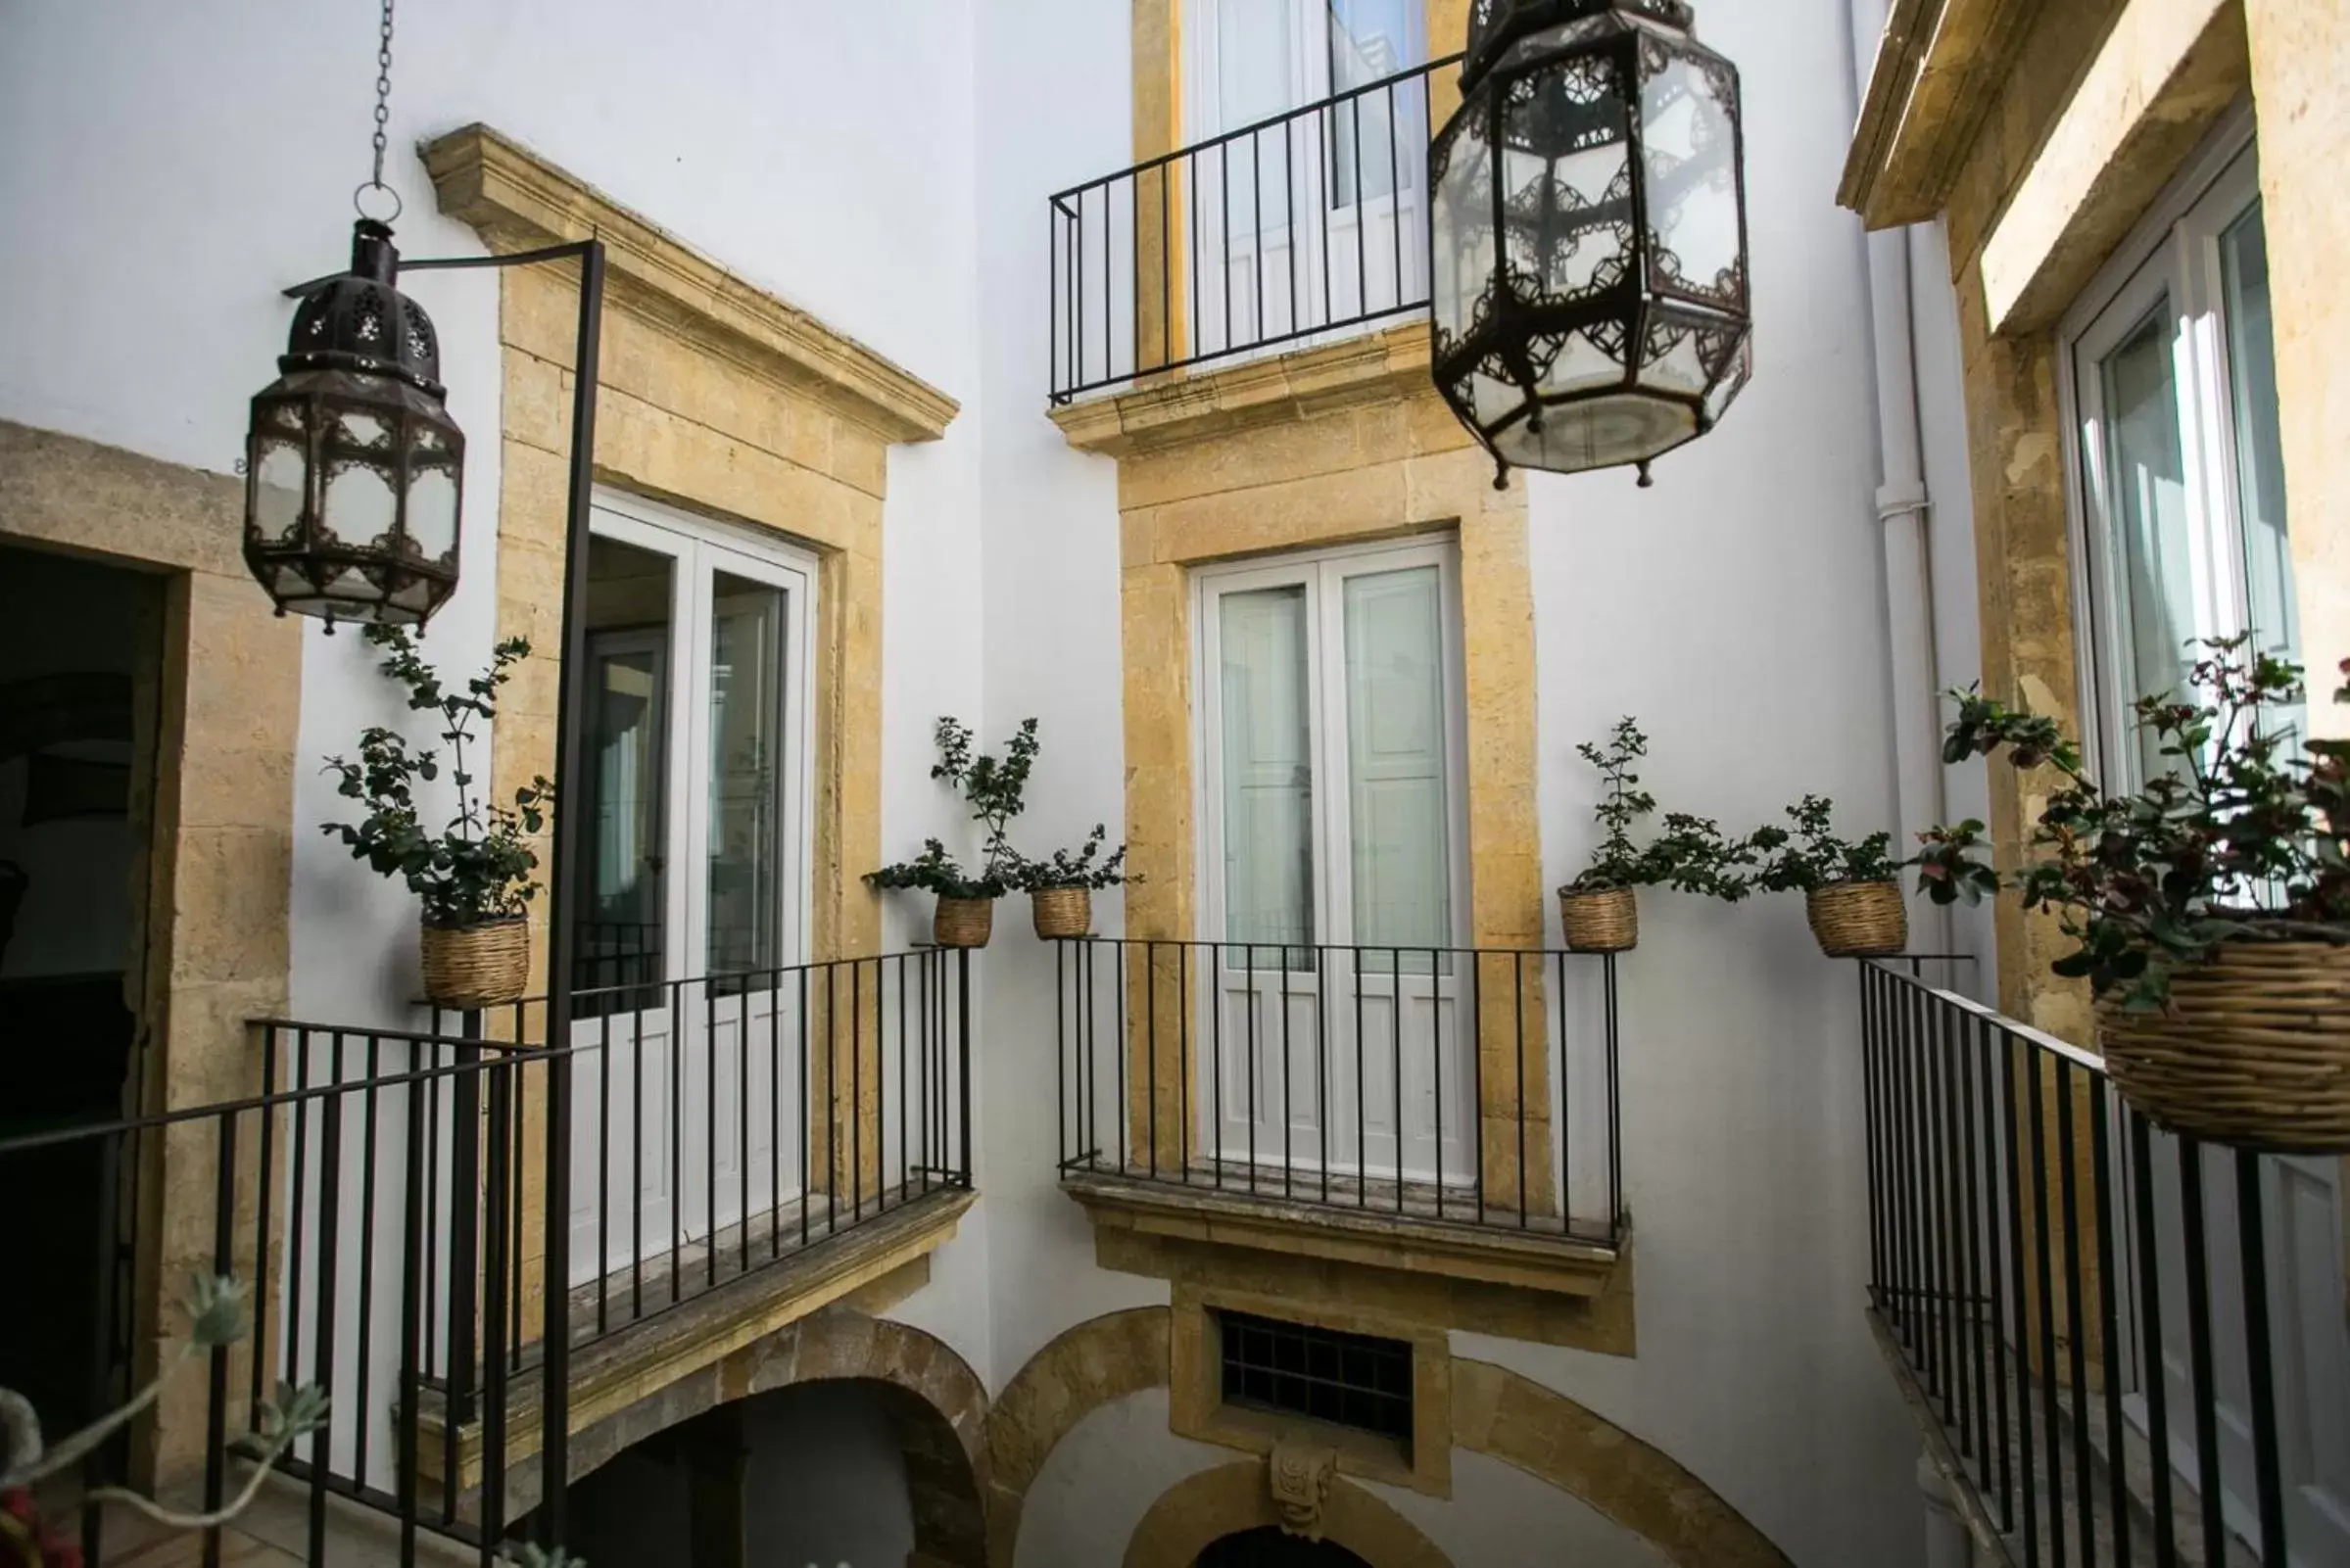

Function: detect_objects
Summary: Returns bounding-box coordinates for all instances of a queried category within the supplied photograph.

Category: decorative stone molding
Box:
[1976,0,2247,333]
[1838,0,2040,227]
[1268,1438,1340,1538]
[1069,1168,1625,1302]
[987,1305,1785,1567]
[421,123,958,446]
[1051,322,1440,457]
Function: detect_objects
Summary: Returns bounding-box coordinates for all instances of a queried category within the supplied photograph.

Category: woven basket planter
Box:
[1805,880,1908,958]
[934,896,996,950]
[419,915,530,1011]
[1558,886,1638,953]
[2099,940,2350,1155]
[1031,885,1093,940]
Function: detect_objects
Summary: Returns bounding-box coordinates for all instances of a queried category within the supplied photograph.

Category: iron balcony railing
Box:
[1859,959,2346,1566]
[1048,54,1462,403]
[0,947,972,1568]
[1054,938,1622,1247]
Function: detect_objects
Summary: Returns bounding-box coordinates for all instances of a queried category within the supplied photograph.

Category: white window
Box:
[564,489,817,1283]
[2066,132,2302,788]
[1182,0,1430,356]
[2065,121,2349,1562]
[1194,538,1470,1183]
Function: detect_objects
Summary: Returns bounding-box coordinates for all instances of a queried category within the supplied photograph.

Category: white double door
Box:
[1196,540,1472,1187]
[566,493,816,1286]
[1184,0,1428,357]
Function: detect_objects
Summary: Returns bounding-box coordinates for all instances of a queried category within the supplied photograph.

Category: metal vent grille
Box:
[1217,1311,1414,1443]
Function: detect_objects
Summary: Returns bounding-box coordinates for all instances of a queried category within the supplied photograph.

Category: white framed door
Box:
[567,492,817,1285]
[2066,120,2349,1561]
[1194,538,1471,1187]
[1184,0,1428,359]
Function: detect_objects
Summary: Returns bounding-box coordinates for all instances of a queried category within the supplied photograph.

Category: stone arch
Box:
[563,1307,989,1567]
[983,1307,1172,1567]
[1451,1359,1794,1568]
[979,1308,1794,1568]
[1123,1464,1454,1568]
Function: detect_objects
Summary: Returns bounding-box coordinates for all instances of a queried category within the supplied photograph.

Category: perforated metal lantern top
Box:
[1430,0,1750,487]
[243,220,465,629]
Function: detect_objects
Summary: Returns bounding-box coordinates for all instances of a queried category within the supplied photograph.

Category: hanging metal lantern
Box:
[1430,0,1751,488]
[243,217,463,628]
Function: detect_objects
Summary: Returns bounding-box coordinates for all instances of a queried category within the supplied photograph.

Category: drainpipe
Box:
[1848,0,1951,958]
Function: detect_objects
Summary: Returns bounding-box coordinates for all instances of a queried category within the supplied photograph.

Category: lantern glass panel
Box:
[1641,48,1739,302]
[1431,119,1495,354]
[1504,52,1631,304]
[253,435,308,541]
[322,456,398,547]
[1641,318,1711,396]
[339,410,393,449]
[325,566,386,608]
[1703,336,1751,424]
[408,465,459,560]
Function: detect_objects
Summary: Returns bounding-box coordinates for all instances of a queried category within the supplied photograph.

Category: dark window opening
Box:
[1196,1527,1374,1568]
[1217,1310,1413,1444]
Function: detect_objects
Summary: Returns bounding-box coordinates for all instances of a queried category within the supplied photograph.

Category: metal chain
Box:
[356,0,402,221]
[370,0,394,187]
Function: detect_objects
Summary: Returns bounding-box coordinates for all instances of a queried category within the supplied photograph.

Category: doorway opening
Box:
[0,543,165,1432]
[1196,1527,1375,1568]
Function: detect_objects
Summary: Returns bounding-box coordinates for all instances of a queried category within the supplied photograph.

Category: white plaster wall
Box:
[1911,217,2000,1001]
[971,0,1174,1392]
[1013,1390,1230,1568]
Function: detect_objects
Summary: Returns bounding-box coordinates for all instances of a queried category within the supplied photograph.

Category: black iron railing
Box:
[1860,959,2341,1566]
[1048,54,1460,403]
[1055,938,1621,1247]
[0,947,971,1568]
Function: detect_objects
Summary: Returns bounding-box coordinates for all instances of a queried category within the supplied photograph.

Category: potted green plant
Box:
[1749,794,1905,957]
[322,627,552,1010]
[1913,638,2350,1153]
[868,716,1037,949]
[1642,811,1766,904]
[1014,824,1132,940]
[1558,719,1655,951]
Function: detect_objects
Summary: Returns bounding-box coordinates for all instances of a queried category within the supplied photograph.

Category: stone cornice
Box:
[421,122,958,445]
[1839,0,2038,228]
[1050,321,1440,457]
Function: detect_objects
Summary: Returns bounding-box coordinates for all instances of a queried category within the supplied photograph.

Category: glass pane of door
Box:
[1342,566,1450,957]
[2095,306,2196,785]
[2219,202,2304,739]
[706,571,789,987]
[1220,585,1317,961]
[1328,0,1417,206]
[575,537,674,1018]
[1214,0,1297,130]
